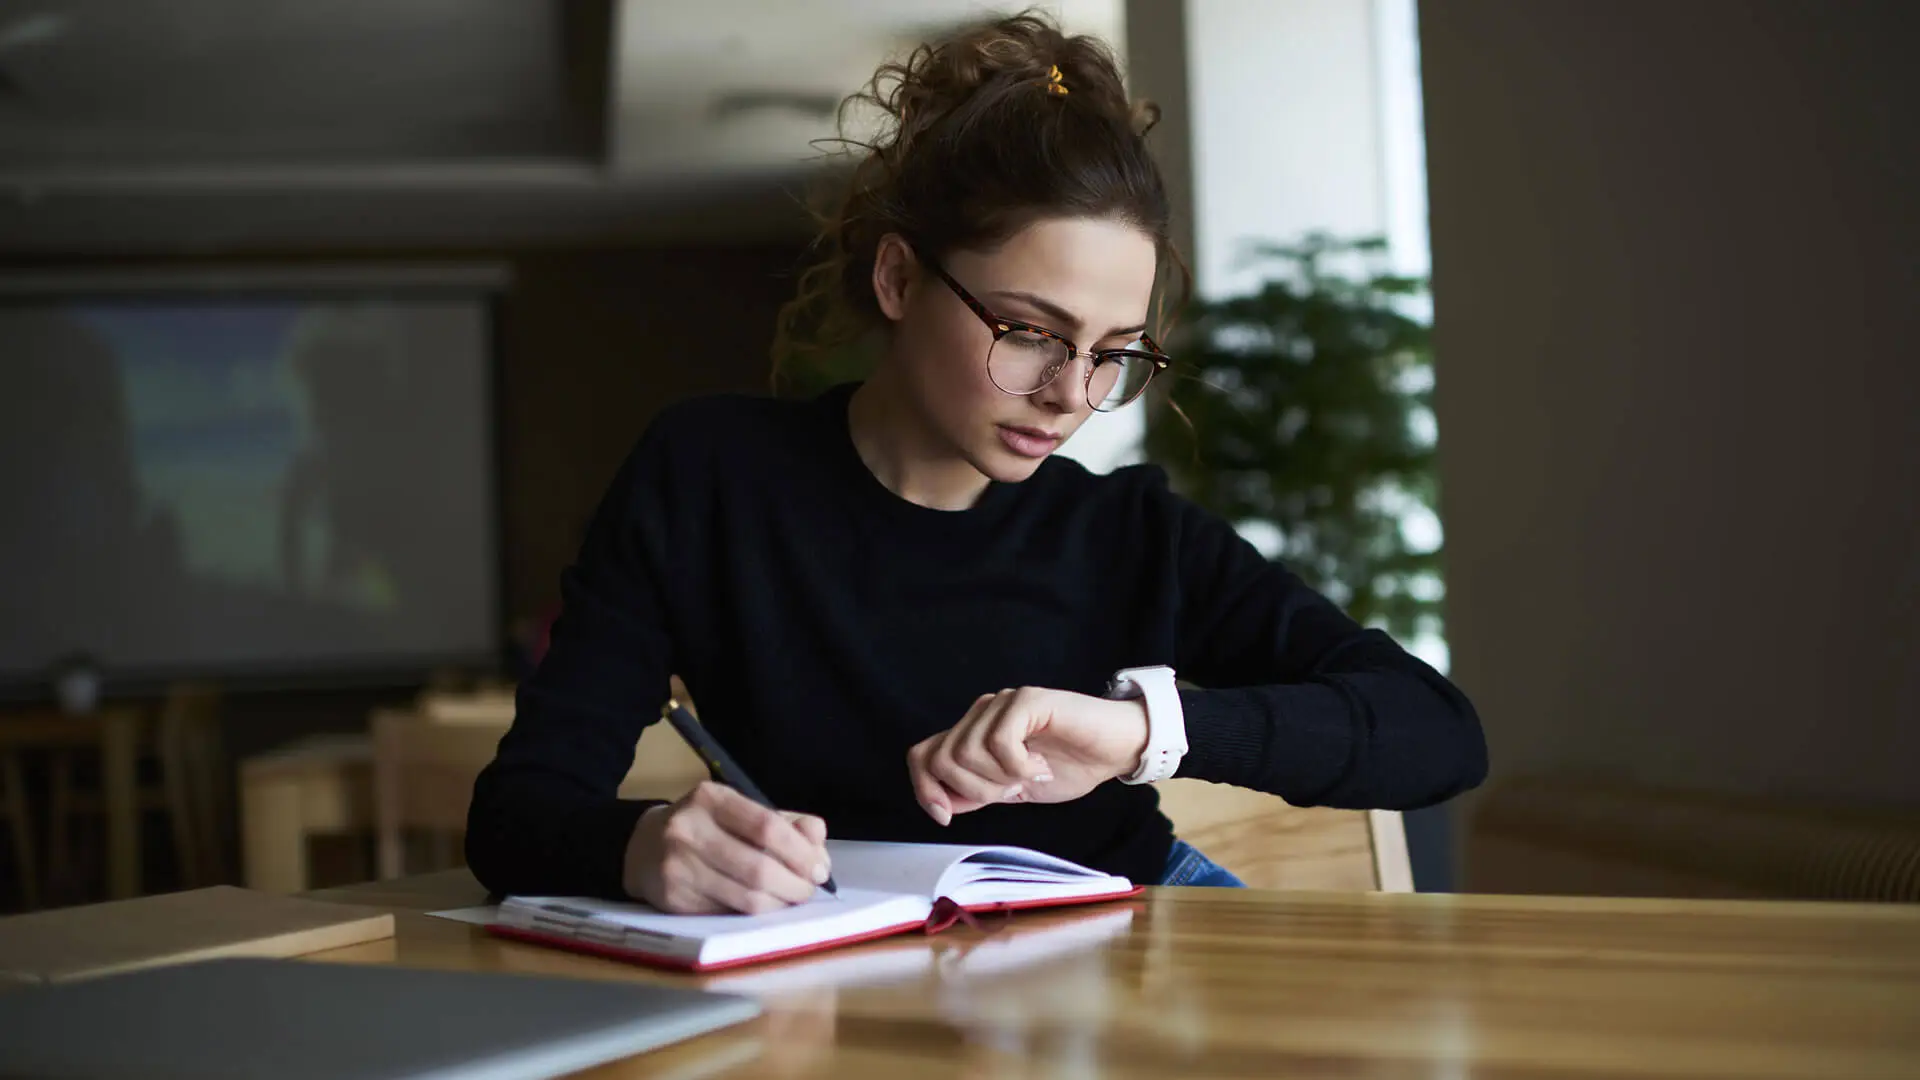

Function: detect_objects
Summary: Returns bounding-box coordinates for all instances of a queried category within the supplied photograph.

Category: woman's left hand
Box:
[905,687,1149,825]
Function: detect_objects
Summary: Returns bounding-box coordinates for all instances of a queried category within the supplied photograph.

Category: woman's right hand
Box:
[622,781,832,914]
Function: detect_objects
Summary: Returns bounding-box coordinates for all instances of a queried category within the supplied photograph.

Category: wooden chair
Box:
[0,747,38,910]
[47,684,227,899]
[369,681,1415,892]
[1156,779,1413,892]
[146,682,230,886]
[371,708,509,880]
[371,688,707,880]
[239,733,377,894]
[171,684,233,885]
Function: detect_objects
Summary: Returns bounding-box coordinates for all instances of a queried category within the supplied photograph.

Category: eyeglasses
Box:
[919,253,1170,412]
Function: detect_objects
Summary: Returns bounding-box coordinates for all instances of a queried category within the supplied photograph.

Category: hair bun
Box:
[873,13,1136,147]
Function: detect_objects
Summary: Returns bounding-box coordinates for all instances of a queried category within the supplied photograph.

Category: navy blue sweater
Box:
[466,384,1486,895]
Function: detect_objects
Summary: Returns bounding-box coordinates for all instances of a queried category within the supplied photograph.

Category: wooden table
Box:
[306,871,1920,1078]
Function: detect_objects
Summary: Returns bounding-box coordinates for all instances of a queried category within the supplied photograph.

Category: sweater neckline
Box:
[817,382,1020,532]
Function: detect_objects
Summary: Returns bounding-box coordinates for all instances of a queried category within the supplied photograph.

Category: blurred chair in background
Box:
[372,704,511,880]
[240,677,709,892]
[0,745,38,909]
[47,684,228,902]
[372,680,706,880]
[240,732,376,894]
[0,684,224,909]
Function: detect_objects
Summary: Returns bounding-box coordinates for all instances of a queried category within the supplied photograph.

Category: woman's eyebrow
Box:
[988,289,1148,339]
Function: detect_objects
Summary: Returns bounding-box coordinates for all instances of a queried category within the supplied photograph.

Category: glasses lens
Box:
[988,330,1071,395]
[1089,351,1161,411]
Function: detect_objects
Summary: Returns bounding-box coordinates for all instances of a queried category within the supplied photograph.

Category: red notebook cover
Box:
[484,885,1145,974]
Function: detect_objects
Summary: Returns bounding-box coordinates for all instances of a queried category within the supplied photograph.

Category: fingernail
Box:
[1004,784,1024,800]
[812,862,830,884]
[1032,772,1053,784]
[934,805,952,826]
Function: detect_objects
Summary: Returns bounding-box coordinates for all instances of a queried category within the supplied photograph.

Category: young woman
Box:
[467,15,1485,913]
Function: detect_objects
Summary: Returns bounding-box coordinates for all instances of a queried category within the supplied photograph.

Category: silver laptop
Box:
[0,957,762,1080]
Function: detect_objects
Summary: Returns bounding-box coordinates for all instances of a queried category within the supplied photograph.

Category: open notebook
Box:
[485,840,1140,972]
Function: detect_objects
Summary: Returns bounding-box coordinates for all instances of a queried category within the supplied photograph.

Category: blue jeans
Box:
[1159,839,1247,887]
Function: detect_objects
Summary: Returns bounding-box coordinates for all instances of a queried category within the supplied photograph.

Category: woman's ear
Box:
[871,233,918,323]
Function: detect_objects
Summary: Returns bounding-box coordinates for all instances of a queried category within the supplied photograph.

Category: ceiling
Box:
[0,0,1124,253]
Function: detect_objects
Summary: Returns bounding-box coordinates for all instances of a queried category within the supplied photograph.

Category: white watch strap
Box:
[1106,665,1187,784]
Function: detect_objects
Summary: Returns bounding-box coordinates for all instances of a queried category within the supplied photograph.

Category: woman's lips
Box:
[997,424,1061,458]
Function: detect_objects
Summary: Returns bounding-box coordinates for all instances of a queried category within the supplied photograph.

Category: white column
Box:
[1187,0,1389,298]
[1053,0,1189,475]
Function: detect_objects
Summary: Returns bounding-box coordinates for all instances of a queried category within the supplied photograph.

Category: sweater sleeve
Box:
[464,421,684,899]
[1165,484,1487,810]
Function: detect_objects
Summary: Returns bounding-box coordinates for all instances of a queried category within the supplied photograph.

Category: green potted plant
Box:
[1146,233,1443,647]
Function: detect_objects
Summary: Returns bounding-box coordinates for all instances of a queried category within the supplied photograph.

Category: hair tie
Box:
[1044,64,1069,96]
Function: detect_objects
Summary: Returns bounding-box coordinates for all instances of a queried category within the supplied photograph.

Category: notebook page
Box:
[937,846,1118,894]
[825,840,987,896]
[500,888,928,966]
[699,891,930,966]
[944,875,1134,907]
[828,839,1119,896]
[827,840,1130,904]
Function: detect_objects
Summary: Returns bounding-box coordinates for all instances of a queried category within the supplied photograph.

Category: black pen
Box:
[660,698,839,898]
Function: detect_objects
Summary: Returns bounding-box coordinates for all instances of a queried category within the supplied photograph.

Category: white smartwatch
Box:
[1105,664,1187,785]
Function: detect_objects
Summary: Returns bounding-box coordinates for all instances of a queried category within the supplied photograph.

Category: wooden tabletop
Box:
[306,871,1920,1079]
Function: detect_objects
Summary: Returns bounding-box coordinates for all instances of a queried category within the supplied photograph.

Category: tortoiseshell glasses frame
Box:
[918,253,1171,412]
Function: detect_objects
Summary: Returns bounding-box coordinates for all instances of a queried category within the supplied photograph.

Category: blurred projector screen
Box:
[0,279,499,690]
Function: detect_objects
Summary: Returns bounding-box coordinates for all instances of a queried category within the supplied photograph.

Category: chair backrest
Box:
[368,701,709,878]
[614,676,713,799]
[1155,779,1413,892]
[371,709,509,834]
[156,682,226,885]
[414,687,516,725]
[375,684,1415,891]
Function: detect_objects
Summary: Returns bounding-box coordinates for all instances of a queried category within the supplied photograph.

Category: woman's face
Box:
[873,215,1159,484]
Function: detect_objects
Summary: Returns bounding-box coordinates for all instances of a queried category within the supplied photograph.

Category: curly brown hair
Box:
[772,11,1188,389]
